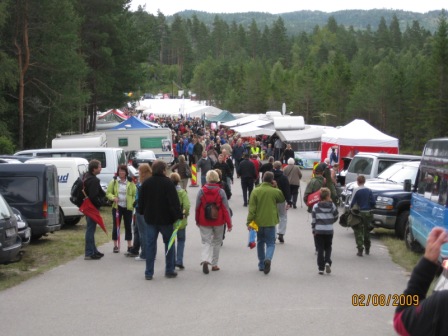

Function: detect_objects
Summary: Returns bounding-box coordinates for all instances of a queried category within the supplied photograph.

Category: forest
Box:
[0,0,447,153]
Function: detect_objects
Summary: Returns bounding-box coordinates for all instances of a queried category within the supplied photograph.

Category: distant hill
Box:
[167,9,444,34]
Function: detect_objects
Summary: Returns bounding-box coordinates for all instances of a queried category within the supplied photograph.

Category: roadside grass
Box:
[373,228,422,272]
[0,208,113,291]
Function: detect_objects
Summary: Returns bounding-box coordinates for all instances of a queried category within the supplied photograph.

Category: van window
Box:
[417,170,448,206]
[36,152,107,168]
[348,157,373,174]
[47,169,56,197]
[377,160,400,175]
[0,177,39,203]
[117,150,126,165]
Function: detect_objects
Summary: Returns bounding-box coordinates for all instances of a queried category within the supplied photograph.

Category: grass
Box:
[0,208,114,291]
[373,228,422,272]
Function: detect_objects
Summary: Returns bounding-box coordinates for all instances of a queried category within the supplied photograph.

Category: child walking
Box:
[311,187,339,275]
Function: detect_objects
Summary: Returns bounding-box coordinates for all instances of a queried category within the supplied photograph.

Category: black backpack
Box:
[70,176,86,207]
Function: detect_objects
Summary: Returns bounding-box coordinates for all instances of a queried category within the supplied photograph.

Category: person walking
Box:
[282,143,295,164]
[311,187,338,275]
[195,170,232,274]
[213,154,233,195]
[350,175,375,256]
[196,151,214,186]
[246,172,285,274]
[126,163,152,261]
[283,157,303,209]
[237,153,257,207]
[259,156,274,180]
[171,155,190,190]
[138,160,183,280]
[83,159,106,260]
[232,138,246,174]
[106,165,137,254]
[272,161,292,243]
[170,173,190,270]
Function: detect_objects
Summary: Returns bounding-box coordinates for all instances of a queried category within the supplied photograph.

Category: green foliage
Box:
[0,135,15,154]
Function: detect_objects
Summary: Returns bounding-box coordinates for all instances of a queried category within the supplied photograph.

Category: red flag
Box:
[79,198,108,235]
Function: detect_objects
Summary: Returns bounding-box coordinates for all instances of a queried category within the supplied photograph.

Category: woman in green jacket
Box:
[106,165,137,253]
[170,173,190,269]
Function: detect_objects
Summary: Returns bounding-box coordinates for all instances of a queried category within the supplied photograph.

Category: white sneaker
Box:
[135,256,145,261]
[325,263,331,274]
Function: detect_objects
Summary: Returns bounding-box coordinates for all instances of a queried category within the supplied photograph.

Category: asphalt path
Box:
[0,170,409,335]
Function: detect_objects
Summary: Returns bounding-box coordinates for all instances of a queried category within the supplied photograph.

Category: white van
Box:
[26,158,88,225]
[14,147,126,186]
[345,152,421,185]
[52,132,107,148]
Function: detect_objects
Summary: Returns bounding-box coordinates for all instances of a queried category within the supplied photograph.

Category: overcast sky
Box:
[129,0,446,16]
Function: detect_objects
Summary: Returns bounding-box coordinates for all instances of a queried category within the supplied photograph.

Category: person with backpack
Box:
[195,170,232,274]
[83,159,106,260]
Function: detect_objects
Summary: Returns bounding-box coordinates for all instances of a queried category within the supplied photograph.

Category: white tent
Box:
[232,123,275,137]
[320,119,399,162]
[277,125,335,143]
[222,114,261,127]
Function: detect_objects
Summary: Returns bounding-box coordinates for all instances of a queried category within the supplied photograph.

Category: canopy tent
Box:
[320,119,399,163]
[232,123,275,137]
[205,110,236,123]
[97,109,127,121]
[222,114,261,127]
[110,116,154,130]
[276,126,335,143]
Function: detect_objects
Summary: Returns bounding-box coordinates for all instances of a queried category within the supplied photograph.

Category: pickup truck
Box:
[341,161,420,238]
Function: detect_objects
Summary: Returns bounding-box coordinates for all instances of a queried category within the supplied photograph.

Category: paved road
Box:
[0,170,408,335]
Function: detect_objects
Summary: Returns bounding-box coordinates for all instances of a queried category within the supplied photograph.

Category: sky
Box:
[129,0,446,16]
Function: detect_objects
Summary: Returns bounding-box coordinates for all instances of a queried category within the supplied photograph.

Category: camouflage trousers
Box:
[352,211,372,250]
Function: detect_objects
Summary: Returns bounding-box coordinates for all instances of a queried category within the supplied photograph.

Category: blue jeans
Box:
[135,213,147,259]
[145,224,175,277]
[174,228,186,265]
[257,226,276,269]
[85,215,99,257]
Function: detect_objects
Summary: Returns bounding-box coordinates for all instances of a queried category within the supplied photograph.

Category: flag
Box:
[79,198,107,235]
[166,220,182,256]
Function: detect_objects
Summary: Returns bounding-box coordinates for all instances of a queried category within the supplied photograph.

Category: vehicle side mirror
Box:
[404,179,412,192]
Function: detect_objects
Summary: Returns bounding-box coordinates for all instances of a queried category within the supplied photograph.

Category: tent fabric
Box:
[206,110,236,123]
[277,126,335,143]
[321,119,398,147]
[110,116,152,130]
[232,123,275,137]
[222,114,260,127]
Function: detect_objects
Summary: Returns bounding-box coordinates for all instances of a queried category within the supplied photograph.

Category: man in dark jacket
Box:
[260,156,274,179]
[232,139,246,174]
[272,161,292,243]
[83,159,106,260]
[237,153,257,206]
[138,160,183,280]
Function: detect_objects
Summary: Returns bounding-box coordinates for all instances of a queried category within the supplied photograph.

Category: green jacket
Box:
[176,186,190,229]
[106,178,137,211]
[247,182,285,227]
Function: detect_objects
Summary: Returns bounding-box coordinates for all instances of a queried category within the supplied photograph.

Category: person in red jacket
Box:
[250,154,261,185]
[195,170,232,274]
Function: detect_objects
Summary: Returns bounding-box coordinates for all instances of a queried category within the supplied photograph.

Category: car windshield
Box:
[377,163,419,184]
[135,151,156,159]
[348,157,373,174]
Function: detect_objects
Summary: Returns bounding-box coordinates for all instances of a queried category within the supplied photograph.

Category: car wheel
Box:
[404,219,424,253]
[59,208,65,227]
[395,210,409,239]
[64,216,82,226]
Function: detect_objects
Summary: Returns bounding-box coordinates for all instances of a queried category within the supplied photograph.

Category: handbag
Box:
[347,205,363,227]
[185,165,192,178]
[306,190,321,207]
[339,211,349,227]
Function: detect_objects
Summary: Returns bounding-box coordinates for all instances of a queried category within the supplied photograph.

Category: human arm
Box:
[105,180,118,203]
[394,228,448,335]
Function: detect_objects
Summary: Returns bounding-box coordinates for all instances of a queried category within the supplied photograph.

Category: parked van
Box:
[0,193,22,264]
[104,128,174,164]
[345,152,421,185]
[14,147,126,186]
[52,132,107,148]
[0,164,60,239]
[26,157,88,226]
[406,138,448,256]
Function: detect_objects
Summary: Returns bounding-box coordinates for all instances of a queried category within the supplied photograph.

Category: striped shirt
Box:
[311,201,339,235]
